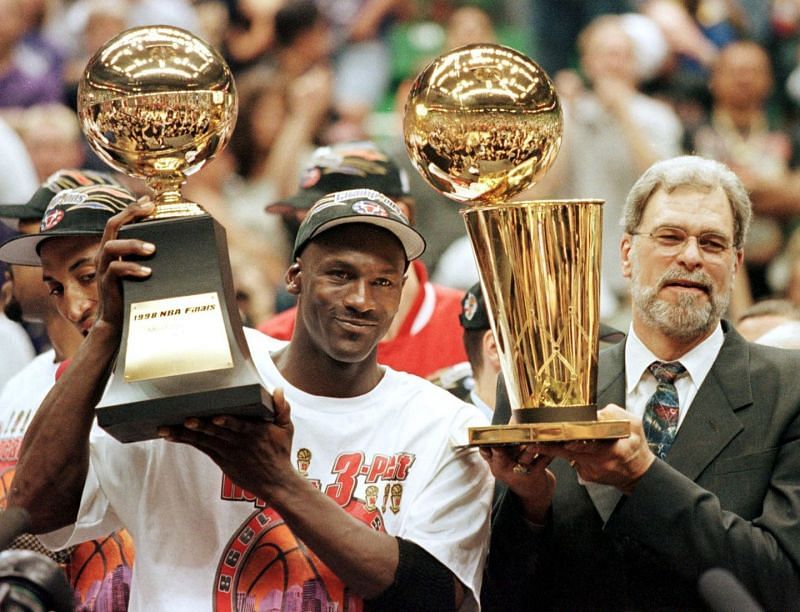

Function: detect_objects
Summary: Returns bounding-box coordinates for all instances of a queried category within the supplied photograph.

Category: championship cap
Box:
[267,141,411,214]
[292,188,425,261]
[0,169,122,225]
[459,283,490,330]
[0,184,136,265]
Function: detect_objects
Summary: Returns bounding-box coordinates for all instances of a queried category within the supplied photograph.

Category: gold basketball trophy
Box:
[404,44,629,445]
[79,25,271,442]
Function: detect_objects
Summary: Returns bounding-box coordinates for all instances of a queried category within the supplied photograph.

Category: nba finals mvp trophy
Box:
[79,25,271,442]
[404,44,629,445]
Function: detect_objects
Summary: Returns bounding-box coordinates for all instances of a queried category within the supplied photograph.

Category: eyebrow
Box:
[42,257,95,283]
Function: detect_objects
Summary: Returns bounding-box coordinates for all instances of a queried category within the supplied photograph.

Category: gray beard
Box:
[631,266,731,343]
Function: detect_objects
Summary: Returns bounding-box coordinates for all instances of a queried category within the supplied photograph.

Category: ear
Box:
[733,247,744,274]
[286,261,302,295]
[483,329,501,371]
[620,233,634,279]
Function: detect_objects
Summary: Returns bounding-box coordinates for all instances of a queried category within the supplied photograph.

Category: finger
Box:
[100,200,155,247]
[104,259,152,281]
[272,388,292,428]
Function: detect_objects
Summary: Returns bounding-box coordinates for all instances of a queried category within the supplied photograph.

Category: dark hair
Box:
[274,0,321,47]
[463,329,486,373]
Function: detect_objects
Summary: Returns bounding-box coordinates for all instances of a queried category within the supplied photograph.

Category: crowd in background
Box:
[5,0,800,376]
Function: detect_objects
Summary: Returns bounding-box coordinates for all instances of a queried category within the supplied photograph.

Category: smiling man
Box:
[10,188,493,611]
[481,156,800,611]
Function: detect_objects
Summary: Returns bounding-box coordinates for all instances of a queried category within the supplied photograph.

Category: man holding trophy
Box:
[482,156,800,611]
[400,44,800,610]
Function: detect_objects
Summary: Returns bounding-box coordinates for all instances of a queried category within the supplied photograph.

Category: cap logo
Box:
[41,208,64,231]
[463,293,479,321]
[334,189,407,221]
[351,200,389,217]
[300,167,321,189]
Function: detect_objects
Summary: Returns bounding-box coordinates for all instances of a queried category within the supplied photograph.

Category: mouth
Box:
[334,317,378,333]
[661,279,710,294]
[79,318,95,336]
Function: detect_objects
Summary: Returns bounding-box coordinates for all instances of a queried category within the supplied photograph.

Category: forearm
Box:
[268,471,399,598]
[608,460,800,609]
[9,323,118,532]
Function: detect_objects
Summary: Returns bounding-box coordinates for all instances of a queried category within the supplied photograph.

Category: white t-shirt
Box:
[0,349,58,468]
[43,329,493,611]
[0,314,36,392]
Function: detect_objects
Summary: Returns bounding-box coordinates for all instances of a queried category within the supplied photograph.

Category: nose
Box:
[343,279,374,313]
[676,236,703,269]
[63,284,96,324]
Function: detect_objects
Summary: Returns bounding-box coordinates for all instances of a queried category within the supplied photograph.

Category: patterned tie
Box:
[643,361,687,459]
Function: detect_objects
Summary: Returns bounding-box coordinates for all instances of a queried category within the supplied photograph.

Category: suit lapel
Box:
[667,323,751,480]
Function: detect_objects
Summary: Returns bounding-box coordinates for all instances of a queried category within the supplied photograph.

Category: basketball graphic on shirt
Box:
[215,501,385,611]
[67,531,135,610]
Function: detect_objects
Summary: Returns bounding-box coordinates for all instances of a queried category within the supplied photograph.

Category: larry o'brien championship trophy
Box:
[404,44,630,445]
[78,25,271,442]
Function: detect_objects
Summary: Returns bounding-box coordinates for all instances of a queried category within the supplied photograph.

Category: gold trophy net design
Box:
[403,44,630,445]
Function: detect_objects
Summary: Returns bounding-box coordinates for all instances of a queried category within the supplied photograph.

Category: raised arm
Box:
[9,201,156,533]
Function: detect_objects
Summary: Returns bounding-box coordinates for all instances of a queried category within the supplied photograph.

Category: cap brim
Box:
[266,189,326,214]
[0,204,41,228]
[0,230,102,266]
[307,216,426,262]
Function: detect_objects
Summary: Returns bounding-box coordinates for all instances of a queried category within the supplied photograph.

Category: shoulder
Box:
[383,368,489,438]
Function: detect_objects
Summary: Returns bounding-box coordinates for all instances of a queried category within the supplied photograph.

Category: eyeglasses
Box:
[630,227,734,257]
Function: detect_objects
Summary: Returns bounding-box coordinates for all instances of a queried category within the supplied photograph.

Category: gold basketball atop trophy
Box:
[78,25,237,217]
[404,44,629,445]
[77,26,271,443]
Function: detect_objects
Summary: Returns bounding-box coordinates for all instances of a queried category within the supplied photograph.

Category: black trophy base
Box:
[96,213,273,443]
[97,383,273,443]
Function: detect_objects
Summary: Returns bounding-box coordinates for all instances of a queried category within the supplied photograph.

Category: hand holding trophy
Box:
[79,26,271,442]
[403,44,629,444]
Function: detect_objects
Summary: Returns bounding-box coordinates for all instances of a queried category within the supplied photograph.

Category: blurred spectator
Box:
[272,0,333,80]
[222,0,279,71]
[62,1,128,106]
[443,4,496,50]
[16,104,85,182]
[754,319,800,347]
[318,0,413,139]
[691,40,800,299]
[183,147,286,327]
[735,297,800,340]
[226,64,330,246]
[526,0,633,75]
[0,0,63,108]
[0,117,38,206]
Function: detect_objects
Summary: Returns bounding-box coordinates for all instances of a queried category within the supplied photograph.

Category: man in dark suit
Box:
[481,155,800,611]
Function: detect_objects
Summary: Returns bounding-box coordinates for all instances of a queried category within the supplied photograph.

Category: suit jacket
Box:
[483,322,800,611]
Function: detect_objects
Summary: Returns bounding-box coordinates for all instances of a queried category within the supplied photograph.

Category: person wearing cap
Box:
[11,188,493,610]
[480,156,800,611]
[431,283,500,420]
[262,141,469,378]
[0,179,138,609]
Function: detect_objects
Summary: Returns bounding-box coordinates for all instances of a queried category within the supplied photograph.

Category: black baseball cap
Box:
[0,169,122,224]
[267,141,410,215]
[292,188,425,261]
[460,283,490,330]
[0,184,137,266]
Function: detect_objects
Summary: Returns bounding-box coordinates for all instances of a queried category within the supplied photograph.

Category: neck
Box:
[383,263,419,341]
[472,367,496,412]
[44,313,83,362]
[273,339,384,398]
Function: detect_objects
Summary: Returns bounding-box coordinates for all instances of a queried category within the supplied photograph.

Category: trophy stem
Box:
[146,177,206,219]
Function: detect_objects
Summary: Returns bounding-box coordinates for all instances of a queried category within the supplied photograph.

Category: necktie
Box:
[643,361,687,459]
